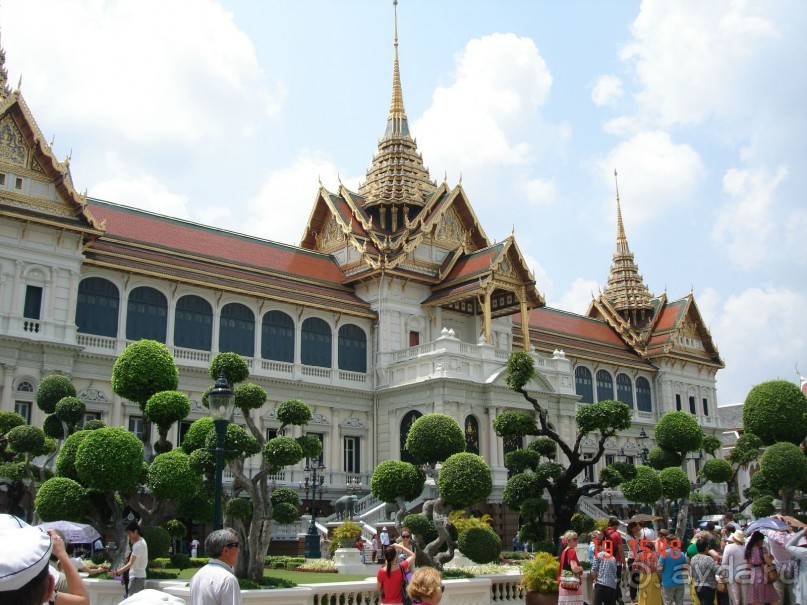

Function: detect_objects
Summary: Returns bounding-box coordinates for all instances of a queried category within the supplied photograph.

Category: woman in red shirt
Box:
[377,543,416,605]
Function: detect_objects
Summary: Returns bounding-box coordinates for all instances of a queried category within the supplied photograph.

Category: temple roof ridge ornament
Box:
[0,34,11,98]
[357,0,436,211]
[602,169,653,326]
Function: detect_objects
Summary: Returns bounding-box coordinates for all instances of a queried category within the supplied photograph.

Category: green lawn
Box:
[171,568,373,584]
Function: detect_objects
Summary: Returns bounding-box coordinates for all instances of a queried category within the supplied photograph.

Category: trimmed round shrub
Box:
[402,514,438,543]
[163,519,187,539]
[225,498,253,520]
[145,391,190,429]
[270,488,300,507]
[744,380,807,445]
[520,497,549,518]
[35,477,88,521]
[576,400,632,435]
[43,414,66,439]
[648,447,682,471]
[272,502,299,524]
[234,383,267,411]
[296,435,323,460]
[406,414,465,464]
[112,340,179,406]
[371,460,425,503]
[437,453,492,509]
[761,442,807,491]
[264,436,304,468]
[749,469,775,498]
[0,461,26,481]
[655,411,703,454]
[503,472,542,510]
[0,411,26,435]
[751,495,776,518]
[181,418,214,454]
[528,437,557,459]
[170,553,191,571]
[701,436,722,455]
[36,375,76,414]
[659,467,691,500]
[599,466,625,487]
[209,352,250,385]
[701,458,733,484]
[7,425,46,454]
[620,465,662,504]
[505,351,536,391]
[493,411,536,438]
[457,526,502,563]
[205,423,260,461]
[148,449,201,502]
[83,419,106,431]
[55,397,85,425]
[75,427,143,492]
[276,399,312,426]
[141,526,171,560]
[610,462,637,482]
[504,449,541,474]
[55,430,90,480]
[535,462,563,481]
[188,448,214,474]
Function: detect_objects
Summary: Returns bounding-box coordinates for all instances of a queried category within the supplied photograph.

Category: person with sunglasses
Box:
[407,567,444,605]
[190,528,243,605]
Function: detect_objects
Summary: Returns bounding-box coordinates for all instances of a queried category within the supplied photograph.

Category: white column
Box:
[65,270,79,339]
[46,267,58,321]
[10,260,23,315]
[0,364,14,411]
[118,279,130,341]
[165,294,176,348]
[211,305,221,353]
[331,410,341,473]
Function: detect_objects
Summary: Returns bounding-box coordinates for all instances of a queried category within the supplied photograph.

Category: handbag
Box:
[560,549,582,591]
[767,567,778,583]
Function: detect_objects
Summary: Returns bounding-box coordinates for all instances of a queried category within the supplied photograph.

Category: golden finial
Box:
[459,172,463,183]
[443,170,447,183]
[50,134,55,146]
[16,73,22,90]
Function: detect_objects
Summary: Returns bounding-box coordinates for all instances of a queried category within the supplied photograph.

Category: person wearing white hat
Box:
[0,513,89,605]
[119,588,186,604]
[380,527,390,548]
[720,529,748,605]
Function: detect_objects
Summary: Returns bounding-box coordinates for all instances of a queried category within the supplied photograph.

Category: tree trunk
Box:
[552,492,575,543]
[674,497,690,542]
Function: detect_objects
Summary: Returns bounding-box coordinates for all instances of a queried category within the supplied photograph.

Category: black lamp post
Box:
[301,459,325,558]
[638,427,650,463]
[208,371,235,532]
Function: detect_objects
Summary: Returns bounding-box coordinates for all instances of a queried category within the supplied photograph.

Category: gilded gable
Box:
[434,207,463,248]
[0,114,29,168]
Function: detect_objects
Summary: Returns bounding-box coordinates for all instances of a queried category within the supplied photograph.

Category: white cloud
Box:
[91,176,191,218]
[591,75,623,106]
[594,130,704,224]
[712,165,790,269]
[413,33,553,173]
[522,252,553,303]
[518,177,556,206]
[552,278,600,314]
[3,0,283,147]
[703,286,807,404]
[620,0,780,126]
[236,151,359,245]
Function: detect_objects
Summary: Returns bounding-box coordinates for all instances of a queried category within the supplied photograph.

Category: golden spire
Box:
[0,32,11,98]
[602,170,654,326]
[358,0,435,215]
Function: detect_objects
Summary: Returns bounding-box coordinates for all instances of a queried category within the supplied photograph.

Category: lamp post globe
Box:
[208,370,235,531]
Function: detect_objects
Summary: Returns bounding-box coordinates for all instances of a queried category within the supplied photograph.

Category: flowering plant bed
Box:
[292,567,339,573]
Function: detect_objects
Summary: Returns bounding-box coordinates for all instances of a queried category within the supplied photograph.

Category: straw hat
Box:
[730,530,746,544]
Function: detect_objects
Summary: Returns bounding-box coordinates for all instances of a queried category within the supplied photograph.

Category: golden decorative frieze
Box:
[0,114,29,168]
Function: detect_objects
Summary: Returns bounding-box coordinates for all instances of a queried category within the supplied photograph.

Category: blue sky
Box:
[1,0,804,405]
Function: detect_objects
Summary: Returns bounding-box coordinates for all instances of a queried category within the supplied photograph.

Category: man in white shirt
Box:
[379,527,390,548]
[114,521,148,596]
[190,528,242,605]
[191,536,200,558]
[720,529,748,605]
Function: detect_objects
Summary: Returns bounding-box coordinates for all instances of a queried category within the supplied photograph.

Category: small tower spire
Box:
[0,32,11,98]
[358,0,436,220]
[602,170,654,327]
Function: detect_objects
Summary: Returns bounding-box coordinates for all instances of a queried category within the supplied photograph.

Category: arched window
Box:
[76,277,119,337]
[575,367,593,404]
[616,373,634,409]
[126,286,167,342]
[338,324,367,372]
[464,416,480,454]
[219,303,255,357]
[174,295,212,351]
[301,317,332,368]
[596,370,614,402]
[262,311,294,362]
[400,411,422,464]
[637,377,652,412]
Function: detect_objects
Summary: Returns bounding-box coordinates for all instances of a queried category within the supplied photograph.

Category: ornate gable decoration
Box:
[0,114,29,168]
[318,215,347,252]
[434,207,464,248]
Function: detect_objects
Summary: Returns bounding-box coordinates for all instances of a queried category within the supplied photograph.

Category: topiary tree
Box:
[36,375,77,414]
[144,391,191,454]
[141,525,171,560]
[179,352,311,581]
[759,442,807,514]
[111,339,180,458]
[370,413,492,569]
[743,380,807,446]
[500,351,633,539]
[620,466,663,505]
[0,411,56,516]
[457,526,502,563]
